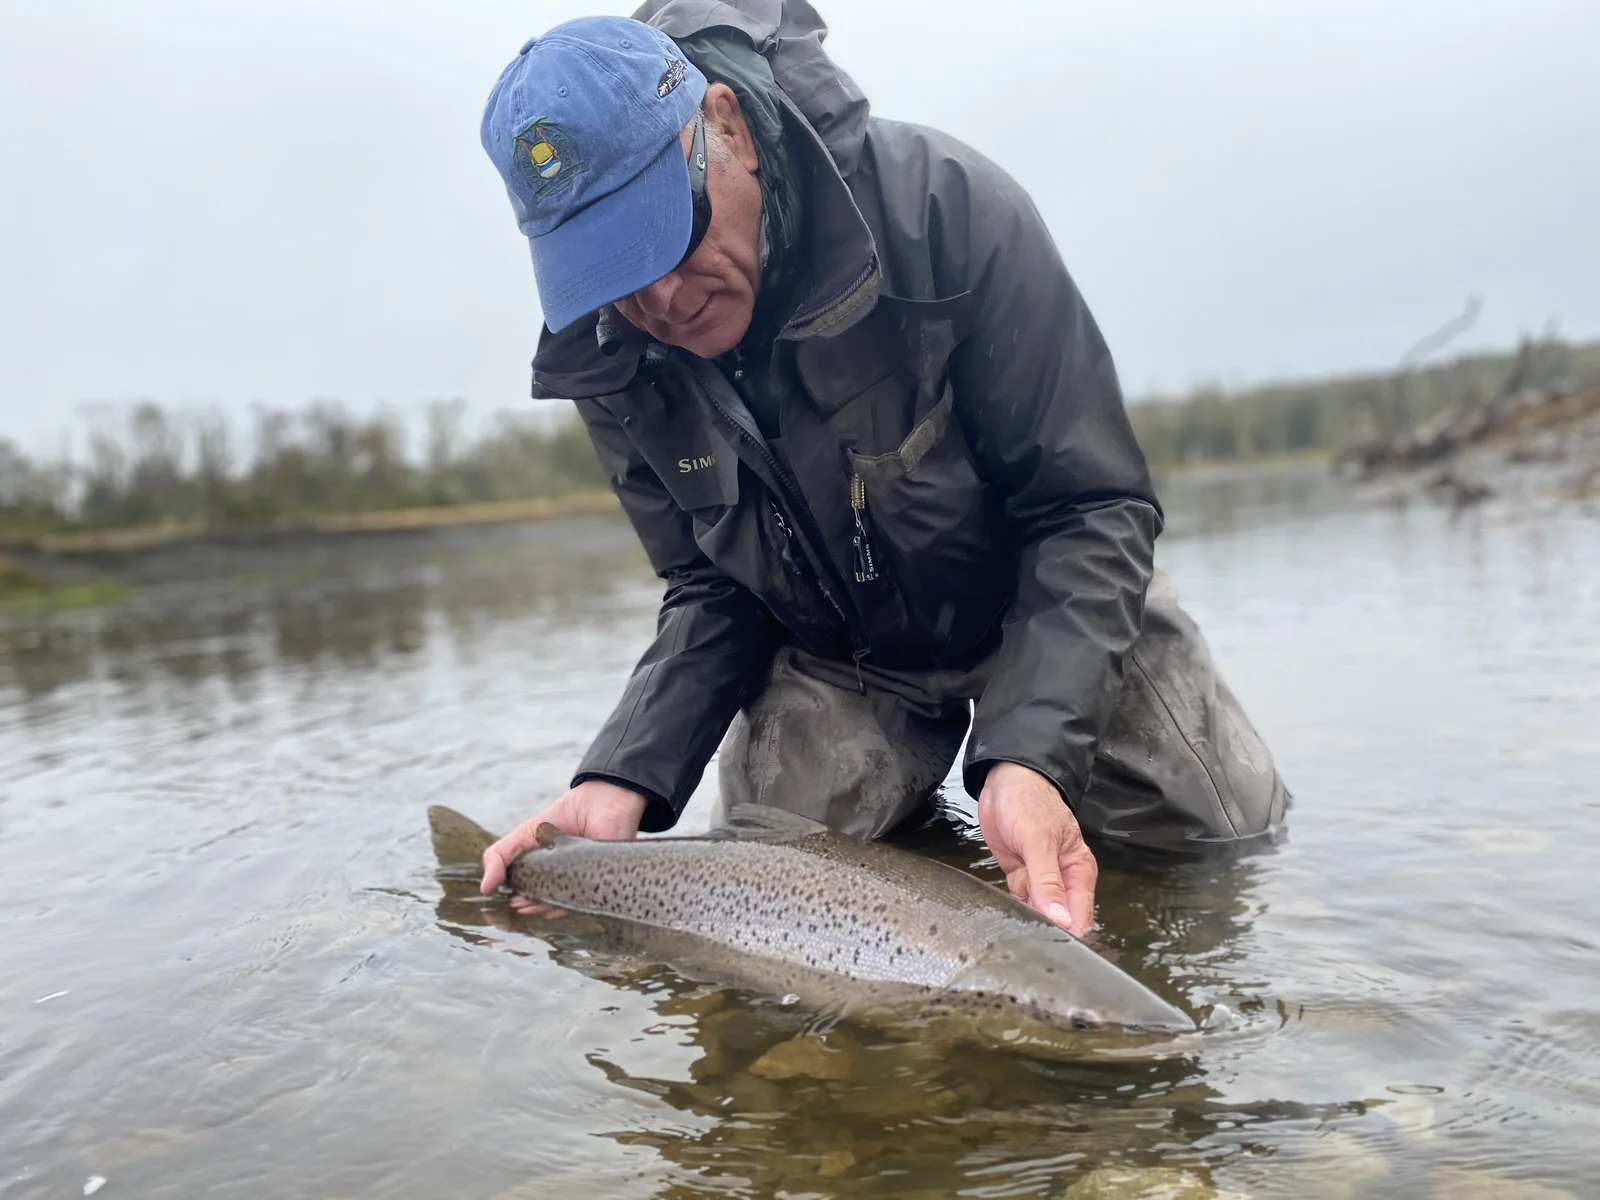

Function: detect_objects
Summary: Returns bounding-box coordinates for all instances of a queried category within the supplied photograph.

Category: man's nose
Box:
[631,270,689,320]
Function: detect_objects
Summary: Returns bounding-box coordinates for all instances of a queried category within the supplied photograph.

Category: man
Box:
[477,1,1287,936]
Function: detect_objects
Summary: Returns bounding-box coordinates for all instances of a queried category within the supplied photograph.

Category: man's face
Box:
[613,86,764,359]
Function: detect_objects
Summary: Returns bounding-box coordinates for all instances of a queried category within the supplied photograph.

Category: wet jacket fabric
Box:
[530,0,1162,832]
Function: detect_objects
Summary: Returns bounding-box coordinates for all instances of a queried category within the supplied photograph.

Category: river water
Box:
[2,466,1596,1199]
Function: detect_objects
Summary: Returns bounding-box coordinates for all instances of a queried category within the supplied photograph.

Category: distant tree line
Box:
[1129,339,1600,469]
[4,339,1598,534]
[0,400,605,535]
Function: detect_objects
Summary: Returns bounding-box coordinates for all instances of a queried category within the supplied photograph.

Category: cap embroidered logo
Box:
[656,57,686,98]
[513,119,583,197]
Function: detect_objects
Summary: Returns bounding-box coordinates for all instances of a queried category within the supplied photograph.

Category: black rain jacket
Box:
[529,0,1162,832]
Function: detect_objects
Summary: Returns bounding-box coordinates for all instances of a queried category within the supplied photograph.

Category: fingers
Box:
[509,896,569,919]
[478,782,645,907]
[1021,839,1073,931]
[480,846,507,896]
[1004,864,1030,901]
[1020,834,1098,938]
[975,761,1100,938]
[1061,849,1098,939]
[480,820,540,896]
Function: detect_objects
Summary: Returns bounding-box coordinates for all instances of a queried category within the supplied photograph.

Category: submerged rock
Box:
[80,1125,214,1169]
[747,1032,858,1081]
[1267,1130,1389,1200]
[1060,1165,1244,1199]
[1430,1165,1575,1200]
[816,1149,856,1178]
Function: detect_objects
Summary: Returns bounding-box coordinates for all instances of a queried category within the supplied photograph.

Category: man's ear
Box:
[703,82,760,174]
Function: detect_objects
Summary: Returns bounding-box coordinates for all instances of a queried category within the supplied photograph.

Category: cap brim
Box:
[529,136,694,334]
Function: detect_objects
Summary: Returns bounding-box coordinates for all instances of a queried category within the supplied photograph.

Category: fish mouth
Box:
[1076,1006,1196,1035]
[1022,998,1196,1036]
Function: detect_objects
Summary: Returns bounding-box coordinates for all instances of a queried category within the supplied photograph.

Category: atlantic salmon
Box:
[430,804,1194,1037]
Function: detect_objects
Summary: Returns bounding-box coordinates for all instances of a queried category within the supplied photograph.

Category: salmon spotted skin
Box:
[430,804,1193,1035]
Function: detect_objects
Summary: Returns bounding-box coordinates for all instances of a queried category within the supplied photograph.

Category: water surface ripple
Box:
[2,475,1596,1198]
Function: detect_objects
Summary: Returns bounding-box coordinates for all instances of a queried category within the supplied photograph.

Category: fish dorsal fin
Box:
[716,804,831,842]
[535,821,574,850]
[428,805,497,868]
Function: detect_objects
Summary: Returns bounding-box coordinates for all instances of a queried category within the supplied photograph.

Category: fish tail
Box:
[428,806,497,870]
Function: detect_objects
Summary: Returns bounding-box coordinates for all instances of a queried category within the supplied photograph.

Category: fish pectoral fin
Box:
[716,804,832,842]
[428,806,497,870]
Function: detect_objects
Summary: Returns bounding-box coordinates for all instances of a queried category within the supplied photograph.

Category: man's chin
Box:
[673,305,753,360]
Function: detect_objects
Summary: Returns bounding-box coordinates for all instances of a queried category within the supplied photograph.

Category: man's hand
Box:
[977,761,1098,937]
[480,780,648,909]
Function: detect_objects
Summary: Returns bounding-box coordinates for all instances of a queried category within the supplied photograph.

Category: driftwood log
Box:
[1334,339,1600,481]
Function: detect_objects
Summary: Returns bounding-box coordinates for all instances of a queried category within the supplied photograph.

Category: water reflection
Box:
[1154,462,1344,541]
[0,517,652,704]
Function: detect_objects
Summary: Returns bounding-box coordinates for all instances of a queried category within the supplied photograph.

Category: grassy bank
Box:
[10,490,621,556]
[0,555,131,613]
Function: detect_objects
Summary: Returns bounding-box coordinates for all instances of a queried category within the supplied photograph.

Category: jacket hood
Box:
[633,0,871,178]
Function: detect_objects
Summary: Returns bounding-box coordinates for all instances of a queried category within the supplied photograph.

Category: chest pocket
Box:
[793,292,974,457]
[602,383,739,515]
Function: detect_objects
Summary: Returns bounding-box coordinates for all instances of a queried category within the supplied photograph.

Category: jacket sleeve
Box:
[935,152,1164,808]
[569,396,782,831]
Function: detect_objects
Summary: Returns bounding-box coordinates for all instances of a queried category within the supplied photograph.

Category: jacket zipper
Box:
[768,499,867,694]
[688,364,874,678]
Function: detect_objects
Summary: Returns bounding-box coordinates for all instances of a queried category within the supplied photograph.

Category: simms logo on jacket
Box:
[678,453,717,473]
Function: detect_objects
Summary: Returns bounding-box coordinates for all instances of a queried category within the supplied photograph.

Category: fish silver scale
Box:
[430,803,1194,1033]
[509,831,1038,989]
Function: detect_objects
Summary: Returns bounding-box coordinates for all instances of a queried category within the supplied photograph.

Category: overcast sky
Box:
[2,0,1596,450]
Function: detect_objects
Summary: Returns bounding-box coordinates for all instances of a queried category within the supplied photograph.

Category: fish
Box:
[429,803,1194,1039]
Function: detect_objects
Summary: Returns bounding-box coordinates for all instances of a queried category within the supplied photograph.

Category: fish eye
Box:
[1071,1010,1101,1031]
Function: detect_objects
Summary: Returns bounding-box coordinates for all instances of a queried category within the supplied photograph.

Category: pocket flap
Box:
[795,291,975,417]
[849,385,959,483]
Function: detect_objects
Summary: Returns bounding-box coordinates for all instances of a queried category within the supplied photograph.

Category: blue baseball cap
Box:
[481,17,708,333]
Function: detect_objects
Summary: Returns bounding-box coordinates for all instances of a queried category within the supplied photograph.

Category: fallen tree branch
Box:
[1333,338,1600,478]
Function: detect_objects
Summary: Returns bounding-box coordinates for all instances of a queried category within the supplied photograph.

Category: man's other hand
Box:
[480,780,648,909]
[977,761,1098,937]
